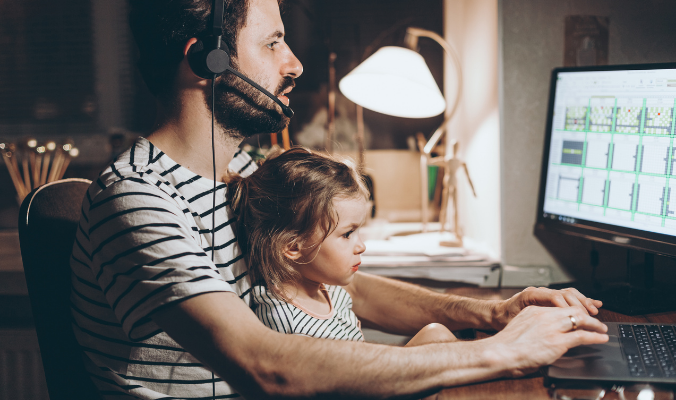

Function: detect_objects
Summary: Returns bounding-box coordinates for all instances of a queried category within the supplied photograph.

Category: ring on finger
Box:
[568,315,578,331]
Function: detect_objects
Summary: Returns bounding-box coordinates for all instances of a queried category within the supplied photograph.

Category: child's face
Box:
[294,196,368,286]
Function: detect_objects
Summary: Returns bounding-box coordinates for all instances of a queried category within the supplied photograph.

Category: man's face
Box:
[209,0,303,138]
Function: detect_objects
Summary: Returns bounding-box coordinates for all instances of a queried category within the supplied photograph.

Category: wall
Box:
[500,0,676,280]
[444,0,501,259]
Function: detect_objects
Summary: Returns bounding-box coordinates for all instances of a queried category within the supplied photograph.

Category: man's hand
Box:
[491,287,603,330]
[486,305,609,378]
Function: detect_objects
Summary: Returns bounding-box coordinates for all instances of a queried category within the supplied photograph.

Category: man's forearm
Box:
[347,272,501,335]
[153,291,511,399]
[232,329,508,399]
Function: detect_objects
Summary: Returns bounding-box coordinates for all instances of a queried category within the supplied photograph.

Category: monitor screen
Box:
[537,63,676,257]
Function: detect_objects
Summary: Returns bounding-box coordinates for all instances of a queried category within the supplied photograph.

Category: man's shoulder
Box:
[84,138,185,213]
[96,137,167,187]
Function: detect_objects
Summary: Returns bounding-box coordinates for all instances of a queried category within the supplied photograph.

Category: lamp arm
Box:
[423,114,450,155]
[405,27,463,155]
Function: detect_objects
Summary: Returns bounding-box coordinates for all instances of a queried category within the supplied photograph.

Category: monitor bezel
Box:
[535,62,676,258]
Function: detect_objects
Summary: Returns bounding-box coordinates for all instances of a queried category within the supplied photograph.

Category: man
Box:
[70,0,609,398]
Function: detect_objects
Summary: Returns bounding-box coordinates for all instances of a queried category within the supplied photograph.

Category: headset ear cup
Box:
[205,39,230,75]
[188,39,212,79]
[188,37,230,79]
[205,46,230,76]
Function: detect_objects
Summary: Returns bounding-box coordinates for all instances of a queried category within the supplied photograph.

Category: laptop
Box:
[545,322,676,386]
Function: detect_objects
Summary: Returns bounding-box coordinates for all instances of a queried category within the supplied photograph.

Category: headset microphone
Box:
[225,67,294,118]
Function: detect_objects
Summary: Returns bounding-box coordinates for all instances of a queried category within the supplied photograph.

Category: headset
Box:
[185,1,294,398]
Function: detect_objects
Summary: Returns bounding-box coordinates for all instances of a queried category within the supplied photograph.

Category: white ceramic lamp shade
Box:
[339,46,446,118]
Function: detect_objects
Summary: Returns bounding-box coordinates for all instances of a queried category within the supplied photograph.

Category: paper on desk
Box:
[360,231,500,284]
[359,263,500,284]
[363,235,466,257]
[360,254,486,267]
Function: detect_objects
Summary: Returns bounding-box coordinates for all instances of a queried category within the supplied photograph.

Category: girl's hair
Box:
[228,147,369,299]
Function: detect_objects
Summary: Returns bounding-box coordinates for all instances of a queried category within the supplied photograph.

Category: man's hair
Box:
[129,0,282,101]
[228,147,369,299]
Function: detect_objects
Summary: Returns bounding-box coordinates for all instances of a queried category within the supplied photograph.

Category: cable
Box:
[211,75,217,400]
[212,76,217,262]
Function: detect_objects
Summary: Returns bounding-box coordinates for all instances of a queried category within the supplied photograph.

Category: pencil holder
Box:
[1,139,79,204]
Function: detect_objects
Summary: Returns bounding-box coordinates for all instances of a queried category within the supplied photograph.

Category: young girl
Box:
[228,147,455,348]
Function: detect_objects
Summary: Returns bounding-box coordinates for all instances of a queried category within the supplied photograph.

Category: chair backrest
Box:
[18,178,102,400]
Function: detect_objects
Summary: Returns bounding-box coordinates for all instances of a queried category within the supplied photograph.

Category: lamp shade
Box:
[339,46,446,118]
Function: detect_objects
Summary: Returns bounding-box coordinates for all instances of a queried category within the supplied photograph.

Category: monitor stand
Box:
[551,250,676,315]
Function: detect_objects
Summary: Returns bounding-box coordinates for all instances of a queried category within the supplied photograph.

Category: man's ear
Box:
[283,242,303,261]
[180,38,207,82]
[183,38,199,57]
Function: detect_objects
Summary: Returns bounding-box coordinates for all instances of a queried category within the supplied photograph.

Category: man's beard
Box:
[205,67,294,139]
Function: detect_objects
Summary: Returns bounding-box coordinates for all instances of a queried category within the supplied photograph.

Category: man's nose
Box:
[282,46,303,78]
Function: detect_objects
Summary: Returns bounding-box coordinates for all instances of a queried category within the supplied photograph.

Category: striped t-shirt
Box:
[70,137,256,399]
[252,285,364,342]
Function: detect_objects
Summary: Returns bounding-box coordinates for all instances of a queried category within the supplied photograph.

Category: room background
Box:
[3,1,676,397]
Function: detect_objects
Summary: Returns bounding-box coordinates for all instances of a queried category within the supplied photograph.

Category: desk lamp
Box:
[339,27,473,243]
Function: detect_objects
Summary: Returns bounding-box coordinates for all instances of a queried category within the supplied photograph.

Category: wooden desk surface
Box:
[437,287,676,399]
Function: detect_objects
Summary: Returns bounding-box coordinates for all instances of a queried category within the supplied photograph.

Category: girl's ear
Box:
[283,242,303,261]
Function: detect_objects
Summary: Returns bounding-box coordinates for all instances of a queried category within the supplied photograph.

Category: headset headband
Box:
[212,0,224,38]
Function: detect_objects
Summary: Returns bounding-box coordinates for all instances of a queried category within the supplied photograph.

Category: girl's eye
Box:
[343,230,353,239]
[267,41,279,49]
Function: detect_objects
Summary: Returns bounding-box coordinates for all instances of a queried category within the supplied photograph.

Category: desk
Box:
[437,287,676,400]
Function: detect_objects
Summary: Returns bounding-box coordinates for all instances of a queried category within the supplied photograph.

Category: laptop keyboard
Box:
[619,324,676,378]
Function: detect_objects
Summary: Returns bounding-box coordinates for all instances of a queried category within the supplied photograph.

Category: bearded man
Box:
[70,0,608,398]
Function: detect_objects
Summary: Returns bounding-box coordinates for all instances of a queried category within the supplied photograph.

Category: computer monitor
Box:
[535,63,676,314]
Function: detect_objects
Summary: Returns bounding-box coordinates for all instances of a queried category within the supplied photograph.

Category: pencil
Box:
[21,155,31,193]
[3,152,27,200]
[40,152,51,185]
[30,151,39,189]
[56,154,71,180]
[48,150,64,183]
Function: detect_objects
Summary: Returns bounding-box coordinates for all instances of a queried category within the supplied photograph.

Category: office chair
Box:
[18,178,102,400]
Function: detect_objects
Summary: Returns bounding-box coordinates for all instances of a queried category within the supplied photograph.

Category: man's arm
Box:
[152,291,608,399]
[345,272,603,335]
